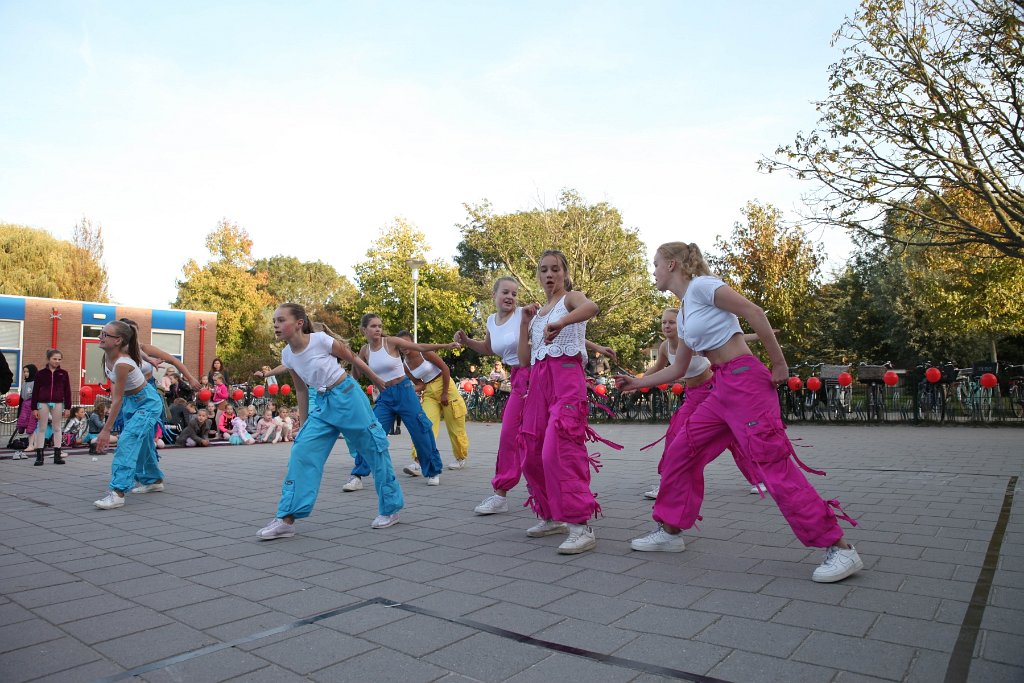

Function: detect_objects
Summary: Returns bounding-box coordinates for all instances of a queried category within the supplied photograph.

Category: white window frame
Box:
[0,319,24,391]
[151,329,184,362]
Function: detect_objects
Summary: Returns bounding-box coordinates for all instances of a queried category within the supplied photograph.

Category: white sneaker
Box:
[643,486,660,500]
[425,475,440,486]
[474,495,509,515]
[131,482,164,494]
[557,524,596,554]
[630,525,686,552]
[342,476,363,492]
[812,545,864,583]
[447,459,467,470]
[94,491,125,510]
[750,483,767,495]
[257,518,295,540]
[371,512,400,529]
[526,519,568,538]
[403,462,422,477]
[13,451,25,460]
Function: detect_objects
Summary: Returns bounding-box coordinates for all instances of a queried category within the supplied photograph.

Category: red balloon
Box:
[806,376,822,392]
[657,383,668,391]
[281,384,292,396]
[231,389,244,401]
[671,383,684,395]
[268,383,279,395]
[639,386,650,393]
[838,372,853,387]
[461,380,473,393]
[788,376,803,391]
[5,393,19,407]
[980,372,998,389]
[594,384,608,396]
[252,385,265,397]
[79,385,94,401]
[925,367,941,383]
[198,388,212,402]
[883,371,899,386]
[366,385,374,396]
[482,384,495,396]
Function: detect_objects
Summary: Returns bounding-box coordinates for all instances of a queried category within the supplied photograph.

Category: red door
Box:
[80,338,106,405]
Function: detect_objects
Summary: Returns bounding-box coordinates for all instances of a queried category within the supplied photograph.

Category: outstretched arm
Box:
[585,339,617,362]
[139,343,202,388]
[454,330,493,356]
[333,340,384,390]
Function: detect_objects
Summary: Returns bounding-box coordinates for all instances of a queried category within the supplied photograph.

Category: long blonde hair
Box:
[656,242,712,279]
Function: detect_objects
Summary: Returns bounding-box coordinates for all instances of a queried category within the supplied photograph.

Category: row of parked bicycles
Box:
[456,361,1024,425]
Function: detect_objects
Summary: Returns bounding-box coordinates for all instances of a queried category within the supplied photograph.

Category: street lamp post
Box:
[405,258,426,343]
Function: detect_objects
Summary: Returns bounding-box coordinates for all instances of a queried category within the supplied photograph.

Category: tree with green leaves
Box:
[175,219,270,364]
[0,222,108,301]
[763,0,1024,258]
[708,202,824,360]
[353,218,475,349]
[455,190,663,368]
[252,256,360,339]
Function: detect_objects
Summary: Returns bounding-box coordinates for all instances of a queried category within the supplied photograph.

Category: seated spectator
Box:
[216,402,235,440]
[229,411,255,445]
[255,409,278,443]
[176,408,213,447]
[168,398,191,431]
[244,405,259,434]
[85,402,118,454]
[63,406,89,447]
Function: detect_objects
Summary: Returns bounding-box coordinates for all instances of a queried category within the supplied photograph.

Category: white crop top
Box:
[104,357,146,391]
[406,358,441,383]
[681,276,743,353]
[487,308,522,367]
[281,331,346,392]
[674,310,712,379]
[530,297,587,365]
[367,341,406,382]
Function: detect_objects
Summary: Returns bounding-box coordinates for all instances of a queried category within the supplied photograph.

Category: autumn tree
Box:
[455,190,663,368]
[175,219,270,366]
[353,219,475,349]
[252,256,360,339]
[708,202,824,360]
[763,0,1024,258]
[0,223,108,301]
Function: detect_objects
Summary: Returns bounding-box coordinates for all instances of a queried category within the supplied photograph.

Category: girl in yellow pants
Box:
[396,331,470,470]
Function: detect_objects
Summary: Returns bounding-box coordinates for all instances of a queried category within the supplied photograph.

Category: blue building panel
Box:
[0,295,26,320]
[151,309,186,331]
[81,304,116,324]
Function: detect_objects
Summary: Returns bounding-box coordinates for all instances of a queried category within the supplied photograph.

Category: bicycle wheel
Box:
[0,402,17,425]
[978,386,996,422]
[868,385,884,421]
[1011,385,1024,419]
[918,384,944,422]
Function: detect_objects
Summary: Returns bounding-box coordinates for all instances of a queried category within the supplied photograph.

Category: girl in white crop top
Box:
[92,319,168,510]
[116,317,202,389]
[618,242,862,583]
[396,330,470,470]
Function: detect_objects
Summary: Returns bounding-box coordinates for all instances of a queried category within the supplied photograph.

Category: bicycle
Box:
[857,362,891,422]
[959,361,999,422]
[1,396,18,425]
[1006,364,1024,419]
[778,364,806,422]
[916,362,955,422]
[820,364,852,421]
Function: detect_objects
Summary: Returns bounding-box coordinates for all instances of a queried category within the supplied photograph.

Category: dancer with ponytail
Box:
[517,250,620,554]
[257,304,404,538]
[455,276,616,516]
[616,242,862,582]
[93,320,167,509]
[354,313,459,487]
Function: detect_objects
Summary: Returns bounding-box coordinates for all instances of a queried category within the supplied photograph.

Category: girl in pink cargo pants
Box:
[617,242,863,583]
[517,250,621,555]
[456,276,619,517]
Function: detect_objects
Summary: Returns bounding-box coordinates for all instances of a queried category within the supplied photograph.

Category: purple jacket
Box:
[31,367,72,407]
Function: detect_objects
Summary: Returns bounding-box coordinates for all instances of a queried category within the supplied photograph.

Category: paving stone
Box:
[312,644,448,682]
[696,615,811,658]
[612,632,731,676]
[0,636,103,682]
[772,600,880,637]
[708,649,840,683]
[554,568,644,597]
[8,580,106,608]
[533,616,640,654]
[612,604,719,639]
[60,605,173,645]
[26,658,125,683]
[504,651,637,683]
[261,585,361,618]
[843,587,941,619]
[166,594,270,629]
[982,630,1024,667]
[424,631,549,683]
[466,600,566,635]
[223,575,310,601]
[792,631,915,679]
[0,618,65,654]
[249,627,377,674]
[93,622,218,668]
[691,589,788,620]
[361,612,477,656]
[481,578,576,608]
[867,613,960,652]
[136,647,267,682]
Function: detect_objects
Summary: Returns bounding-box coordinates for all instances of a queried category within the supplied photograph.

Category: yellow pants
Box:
[412,376,470,462]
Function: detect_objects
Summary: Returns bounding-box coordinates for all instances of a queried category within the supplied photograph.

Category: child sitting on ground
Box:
[278,406,295,442]
[229,409,255,445]
[176,408,212,447]
[216,402,234,440]
[63,406,89,447]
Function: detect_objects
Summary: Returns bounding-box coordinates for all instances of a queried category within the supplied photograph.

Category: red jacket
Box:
[31,367,72,407]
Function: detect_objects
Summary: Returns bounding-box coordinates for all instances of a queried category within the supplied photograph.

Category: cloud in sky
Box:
[0,1,858,309]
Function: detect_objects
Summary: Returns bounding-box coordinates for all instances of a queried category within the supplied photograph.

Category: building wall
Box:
[0,295,216,398]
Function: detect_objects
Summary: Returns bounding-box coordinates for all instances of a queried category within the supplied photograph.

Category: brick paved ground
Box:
[0,422,1021,682]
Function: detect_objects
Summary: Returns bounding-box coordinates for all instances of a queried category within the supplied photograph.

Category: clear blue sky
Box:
[0,0,859,309]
